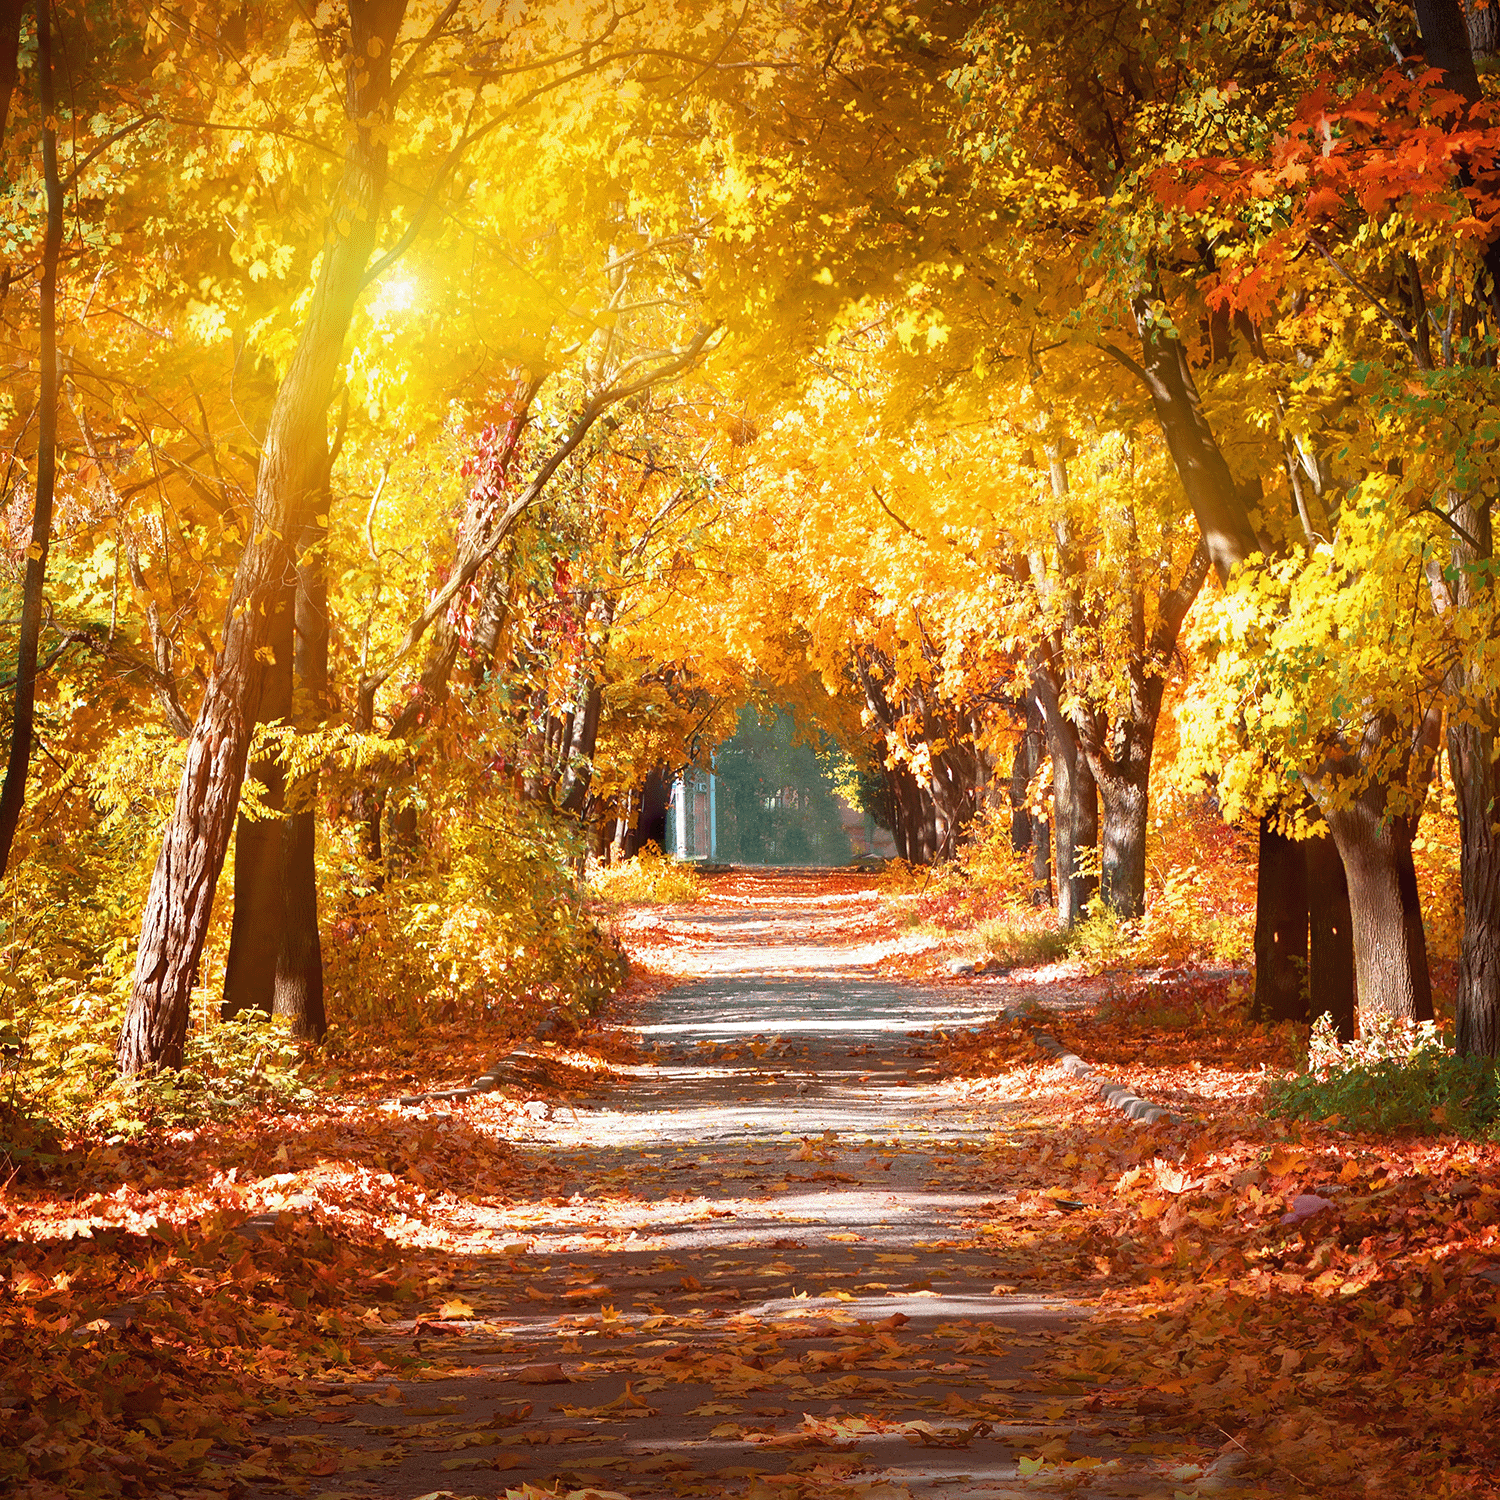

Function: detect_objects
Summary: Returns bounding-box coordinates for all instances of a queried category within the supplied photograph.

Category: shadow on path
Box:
[253,871,1240,1499]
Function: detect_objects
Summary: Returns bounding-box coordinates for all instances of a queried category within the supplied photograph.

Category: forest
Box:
[2,1,1499,1498]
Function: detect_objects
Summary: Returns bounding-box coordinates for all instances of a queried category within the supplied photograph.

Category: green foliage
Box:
[973,917,1070,969]
[713,705,853,866]
[1269,1014,1500,1139]
[96,1013,318,1138]
[587,843,703,907]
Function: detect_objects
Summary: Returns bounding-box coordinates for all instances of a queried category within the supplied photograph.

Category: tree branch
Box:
[357,325,717,716]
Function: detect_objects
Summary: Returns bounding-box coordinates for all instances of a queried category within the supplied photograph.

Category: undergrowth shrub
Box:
[587,842,702,906]
[912,792,1255,972]
[0,724,626,1140]
[324,796,614,1036]
[875,858,922,895]
[95,1013,317,1138]
[1269,1013,1500,1138]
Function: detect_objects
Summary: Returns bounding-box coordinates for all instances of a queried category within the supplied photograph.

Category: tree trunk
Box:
[223,483,334,1025]
[1096,757,1149,920]
[1031,669,1096,927]
[0,0,24,158]
[558,679,604,815]
[1253,818,1309,1024]
[1064,753,1099,924]
[1050,714,1095,928]
[1409,1,1500,1055]
[888,765,937,865]
[1010,717,1036,853]
[0,1,62,880]
[271,512,331,1040]
[1418,0,1489,90]
[1129,294,1262,582]
[1451,707,1500,1054]
[274,801,325,1040]
[1307,832,1355,1042]
[1466,0,1500,58]
[1123,286,1433,1039]
[1012,704,1052,904]
[118,0,409,1075]
[1031,814,1052,907]
[888,767,909,863]
[220,578,295,1022]
[1320,794,1434,1025]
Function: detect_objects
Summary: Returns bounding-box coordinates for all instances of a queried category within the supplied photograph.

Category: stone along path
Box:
[268,873,1237,1499]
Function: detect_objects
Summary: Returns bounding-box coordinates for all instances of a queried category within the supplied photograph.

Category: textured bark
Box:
[118,0,409,1075]
[1009,718,1037,853]
[1419,0,1488,91]
[1307,832,1355,1042]
[1128,296,1261,583]
[220,578,295,1022]
[1450,716,1500,1056]
[264,512,331,1041]
[557,679,604,815]
[886,765,938,865]
[1031,812,1053,906]
[0,2,62,880]
[1097,768,1148,920]
[1032,669,1096,927]
[1253,819,1309,1024]
[1448,485,1500,1057]
[1408,0,1500,1054]
[1320,793,1434,1025]
[1065,754,1099,926]
[273,799,325,1040]
[1466,0,1500,58]
[223,480,334,1024]
[1011,704,1052,905]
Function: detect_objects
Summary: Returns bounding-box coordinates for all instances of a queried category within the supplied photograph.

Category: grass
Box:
[1269,1013,1500,1139]
[974,916,1070,968]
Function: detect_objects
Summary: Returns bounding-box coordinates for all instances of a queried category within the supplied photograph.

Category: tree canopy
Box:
[0,0,1494,1109]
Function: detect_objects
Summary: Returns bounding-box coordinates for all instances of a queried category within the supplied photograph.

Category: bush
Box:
[587,842,702,906]
[1268,1012,1500,1137]
[94,1012,318,1137]
[325,796,615,1035]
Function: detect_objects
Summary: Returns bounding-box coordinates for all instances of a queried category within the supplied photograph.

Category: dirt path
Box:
[264,873,1236,1499]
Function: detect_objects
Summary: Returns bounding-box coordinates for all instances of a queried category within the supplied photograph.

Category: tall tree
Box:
[0,0,63,880]
[1413,0,1500,1053]
[118,0,411,1073]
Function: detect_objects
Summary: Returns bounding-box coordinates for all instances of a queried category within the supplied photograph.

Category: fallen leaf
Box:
[1281,1193,1336,1227]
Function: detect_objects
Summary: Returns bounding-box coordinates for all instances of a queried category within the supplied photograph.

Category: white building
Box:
[664,766,716,861]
